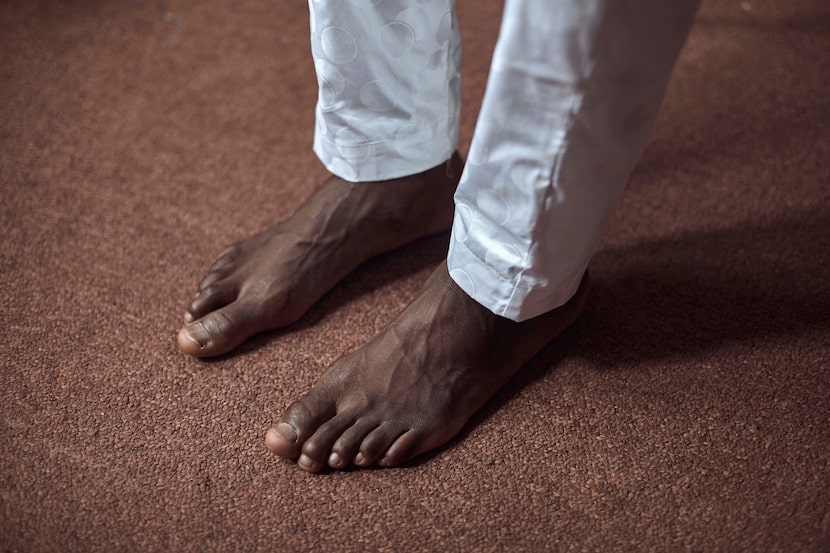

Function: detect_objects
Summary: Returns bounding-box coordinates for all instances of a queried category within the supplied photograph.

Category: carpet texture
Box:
[2,0,828,551]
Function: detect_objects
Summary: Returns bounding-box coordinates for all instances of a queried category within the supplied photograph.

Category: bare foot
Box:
[177,153,464,357]
[265,263,589,472]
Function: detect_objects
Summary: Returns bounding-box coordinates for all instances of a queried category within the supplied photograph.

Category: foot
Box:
[265,262,589,472]
[177,153,464,357]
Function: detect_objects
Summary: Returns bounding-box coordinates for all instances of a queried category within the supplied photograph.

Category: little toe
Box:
[356,424,407,467]
[330,419,378,469]
[378,430,425,467]
[188,283,237,321]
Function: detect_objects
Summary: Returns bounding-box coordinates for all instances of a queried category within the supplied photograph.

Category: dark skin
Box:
[265,263,588,471]
[179,153,588,471]
[178,153,463,357]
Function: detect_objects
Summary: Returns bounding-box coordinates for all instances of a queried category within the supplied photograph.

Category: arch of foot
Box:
[447,0,702,323]
[308,0,461,182]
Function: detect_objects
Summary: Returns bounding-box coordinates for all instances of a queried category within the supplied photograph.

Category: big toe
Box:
[177,302,258,357]
[265,423,301,458]
[265,391,338,464]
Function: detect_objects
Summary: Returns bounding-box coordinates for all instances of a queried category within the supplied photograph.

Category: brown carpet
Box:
[2,0,828,551]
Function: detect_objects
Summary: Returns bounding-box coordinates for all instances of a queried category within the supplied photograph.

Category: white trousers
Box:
[309,0,700,321]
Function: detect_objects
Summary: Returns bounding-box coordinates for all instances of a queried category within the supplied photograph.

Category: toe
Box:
[355,423,406,467]
[330,419,378,469]
[197,271,225,292]
[265,423,299,457]
[299,415,355,472]
[195,247,238,293]
[378,430,424,467]
[266,389,338,460]
[210,248,237,272]
[177,301,257,358]
[188,283,237,321]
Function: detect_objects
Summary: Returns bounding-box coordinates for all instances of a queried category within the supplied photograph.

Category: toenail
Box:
[328,452,342,467]
[182,328,207,349]
[184,311,194,323]
[354,452,366,466]
[298,454,314,469]
[274,422,298,443]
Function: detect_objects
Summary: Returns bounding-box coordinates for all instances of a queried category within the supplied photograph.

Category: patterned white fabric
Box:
[309,0,700,321]
[309,0,461,181]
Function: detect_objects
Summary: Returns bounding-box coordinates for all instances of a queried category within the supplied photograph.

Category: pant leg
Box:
[308,0,461,182]
[448,0,701,321]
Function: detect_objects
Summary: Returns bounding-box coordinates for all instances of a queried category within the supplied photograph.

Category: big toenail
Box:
[328,452,342,467]
[182,327,207,349]
[298,454,313,468]
[275,423,298,443]
[188,324,209,348]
